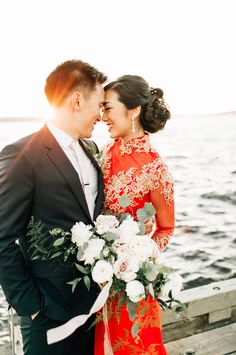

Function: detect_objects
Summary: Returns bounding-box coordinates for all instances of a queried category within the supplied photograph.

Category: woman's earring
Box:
[131,117,135,133]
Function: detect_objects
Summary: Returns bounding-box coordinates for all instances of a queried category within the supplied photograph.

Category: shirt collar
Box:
[47,121,75,149]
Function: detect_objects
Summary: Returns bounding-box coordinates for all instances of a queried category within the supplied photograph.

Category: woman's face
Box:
[102,89,132,140]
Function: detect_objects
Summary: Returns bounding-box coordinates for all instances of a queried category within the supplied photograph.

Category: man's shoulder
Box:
[0,126,45,157]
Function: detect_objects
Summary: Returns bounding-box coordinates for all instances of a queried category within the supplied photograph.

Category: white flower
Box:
[95,215,119,235]
[117,216,140,244]
[126,280,145,303]
[113,256,139,282]
[160,273,183,300]
[92,260,114,284]
[80,238,105,265]
[71,222,93,247]
[128,235,155,261]
[102,246,110,258]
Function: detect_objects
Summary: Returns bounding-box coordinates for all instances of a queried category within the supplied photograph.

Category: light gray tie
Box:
[70,141,95,219]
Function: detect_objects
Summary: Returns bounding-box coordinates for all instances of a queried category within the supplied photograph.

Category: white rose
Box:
[128,235,154,261]
[160,273,183,300]
[95,223,109,235]
[117,216,140,244]
[95,215,119,236]
[80,238,105,265]
[113,256,139,282]
[92,260,114,284]
[71,222,93,247]
[126,280,145,303]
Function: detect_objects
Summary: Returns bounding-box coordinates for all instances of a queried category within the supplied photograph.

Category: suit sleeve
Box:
[0,144,42,316]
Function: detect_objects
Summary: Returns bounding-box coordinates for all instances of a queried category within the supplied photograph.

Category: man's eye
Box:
[105,108,111,111]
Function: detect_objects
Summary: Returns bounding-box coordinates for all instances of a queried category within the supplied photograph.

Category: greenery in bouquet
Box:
[27,197,184,337]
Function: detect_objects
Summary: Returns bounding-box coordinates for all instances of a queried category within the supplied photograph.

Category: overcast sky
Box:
[0,0,235,117]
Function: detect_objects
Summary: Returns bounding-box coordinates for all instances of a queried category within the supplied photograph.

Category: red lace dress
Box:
[95,135,174,355]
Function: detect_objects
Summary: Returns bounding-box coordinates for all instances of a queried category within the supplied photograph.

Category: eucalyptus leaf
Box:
[76,249,83,261]
[83,275,91,291]
[53,237,65,247]
[138,222,146,235]
[131,323,139,338]
[105,232,116,242]
[50,251,64,258]
[119,196,131,208]
[119,213,130,223]
[31,255,41,260]
[75,263,90,274]
[127,302,137,321]
[143,202,156,217]
[67,277,82,293]
[136,208,148,223]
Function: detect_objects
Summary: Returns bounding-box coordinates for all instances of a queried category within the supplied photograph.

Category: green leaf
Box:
[36,245,48,254]
[127,302,137,321]
[175,306,185,313]
[75,263,90,274]
[50,251,64,258]
[143,202,156,217]
[136,208,148,223]
[83,275,91,291]
[53,237,65,247]
[76,249,83,261]
[31,255,41,260]
[138,222,146,235]
[67,277,82,293]
[131,322,139,338]
[119,213,131,223]
[105,232,116,242]
[119,196,131,208]
[158,298,168,309]
[168,289,173,299]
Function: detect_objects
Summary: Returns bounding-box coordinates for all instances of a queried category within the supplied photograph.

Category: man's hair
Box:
[45,59,107,107]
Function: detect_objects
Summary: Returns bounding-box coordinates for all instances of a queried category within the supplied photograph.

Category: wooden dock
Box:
[0,278,236,354]
[163,277,236,354]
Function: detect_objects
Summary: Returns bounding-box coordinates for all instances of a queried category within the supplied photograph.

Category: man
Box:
[0,60,107,354]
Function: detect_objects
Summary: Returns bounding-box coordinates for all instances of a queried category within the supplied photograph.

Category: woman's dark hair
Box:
[104,75,170,133]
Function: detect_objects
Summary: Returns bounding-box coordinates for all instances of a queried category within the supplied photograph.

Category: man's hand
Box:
[31,311,40,320]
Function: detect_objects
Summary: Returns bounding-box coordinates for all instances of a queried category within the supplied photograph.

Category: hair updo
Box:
[104,75,170,133]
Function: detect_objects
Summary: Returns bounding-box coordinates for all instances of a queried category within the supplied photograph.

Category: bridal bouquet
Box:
[27,199,183,342]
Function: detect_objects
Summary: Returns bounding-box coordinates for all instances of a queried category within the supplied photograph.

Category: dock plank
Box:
[165,323,236,355]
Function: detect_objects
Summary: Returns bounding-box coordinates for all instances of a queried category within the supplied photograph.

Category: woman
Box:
[95,75,174,354]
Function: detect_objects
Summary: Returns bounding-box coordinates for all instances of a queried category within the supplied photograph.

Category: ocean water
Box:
[0,114,236,335]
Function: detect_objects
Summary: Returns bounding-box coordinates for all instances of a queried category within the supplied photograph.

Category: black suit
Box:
[0,125,104,354]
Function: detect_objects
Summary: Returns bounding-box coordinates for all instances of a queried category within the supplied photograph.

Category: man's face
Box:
[76,83,105,138]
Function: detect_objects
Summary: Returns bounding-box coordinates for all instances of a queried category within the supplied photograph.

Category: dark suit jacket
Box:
[0,125,104,321]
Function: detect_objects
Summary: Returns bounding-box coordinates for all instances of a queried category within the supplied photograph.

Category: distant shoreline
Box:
[0,117,44,122]
[0,111,235,122]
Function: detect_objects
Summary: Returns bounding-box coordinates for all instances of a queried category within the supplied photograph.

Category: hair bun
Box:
[150,87,163,99]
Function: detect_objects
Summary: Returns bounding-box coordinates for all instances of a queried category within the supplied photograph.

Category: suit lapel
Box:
[39,125,92,222]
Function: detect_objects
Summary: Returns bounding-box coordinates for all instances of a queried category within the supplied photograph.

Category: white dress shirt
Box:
[47,122,98,219]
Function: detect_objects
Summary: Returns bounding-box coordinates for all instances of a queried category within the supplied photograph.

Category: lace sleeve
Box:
[150,165,174,251]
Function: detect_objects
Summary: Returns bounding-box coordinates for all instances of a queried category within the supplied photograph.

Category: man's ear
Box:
[71,91,81,110]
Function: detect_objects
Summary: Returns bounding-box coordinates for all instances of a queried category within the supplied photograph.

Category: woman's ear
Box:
[131,105,141,119]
